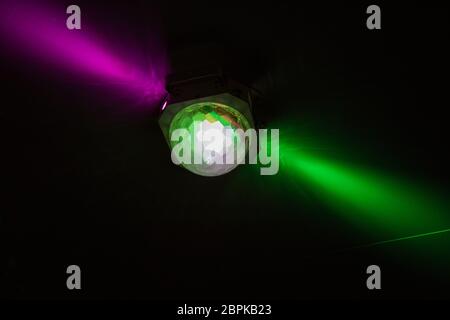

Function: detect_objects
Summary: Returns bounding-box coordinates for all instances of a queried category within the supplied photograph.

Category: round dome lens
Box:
[169,102,252,176]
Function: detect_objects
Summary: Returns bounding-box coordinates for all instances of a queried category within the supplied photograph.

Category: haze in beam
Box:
[278,125,449,241]
[0,1,167,109]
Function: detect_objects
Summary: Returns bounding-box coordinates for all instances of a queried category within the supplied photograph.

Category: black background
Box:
[1,1,450,300]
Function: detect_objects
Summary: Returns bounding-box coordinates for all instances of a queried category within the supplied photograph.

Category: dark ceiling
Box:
[1,1,450,299]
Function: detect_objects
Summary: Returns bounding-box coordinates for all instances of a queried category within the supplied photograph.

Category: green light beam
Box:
[280,139,449,238]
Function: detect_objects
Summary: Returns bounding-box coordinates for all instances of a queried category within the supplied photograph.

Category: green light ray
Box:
[348,228,450,250]
[279,135,449,238]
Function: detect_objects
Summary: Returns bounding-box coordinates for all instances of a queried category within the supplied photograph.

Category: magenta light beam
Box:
[0,1,167,108]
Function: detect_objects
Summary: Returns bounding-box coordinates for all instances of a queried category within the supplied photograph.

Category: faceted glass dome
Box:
[169,102,252,176]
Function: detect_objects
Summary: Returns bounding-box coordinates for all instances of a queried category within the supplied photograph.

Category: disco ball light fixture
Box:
[159,72,256,177]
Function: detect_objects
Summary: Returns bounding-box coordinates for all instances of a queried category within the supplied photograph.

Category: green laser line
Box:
[350,228,450,250]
